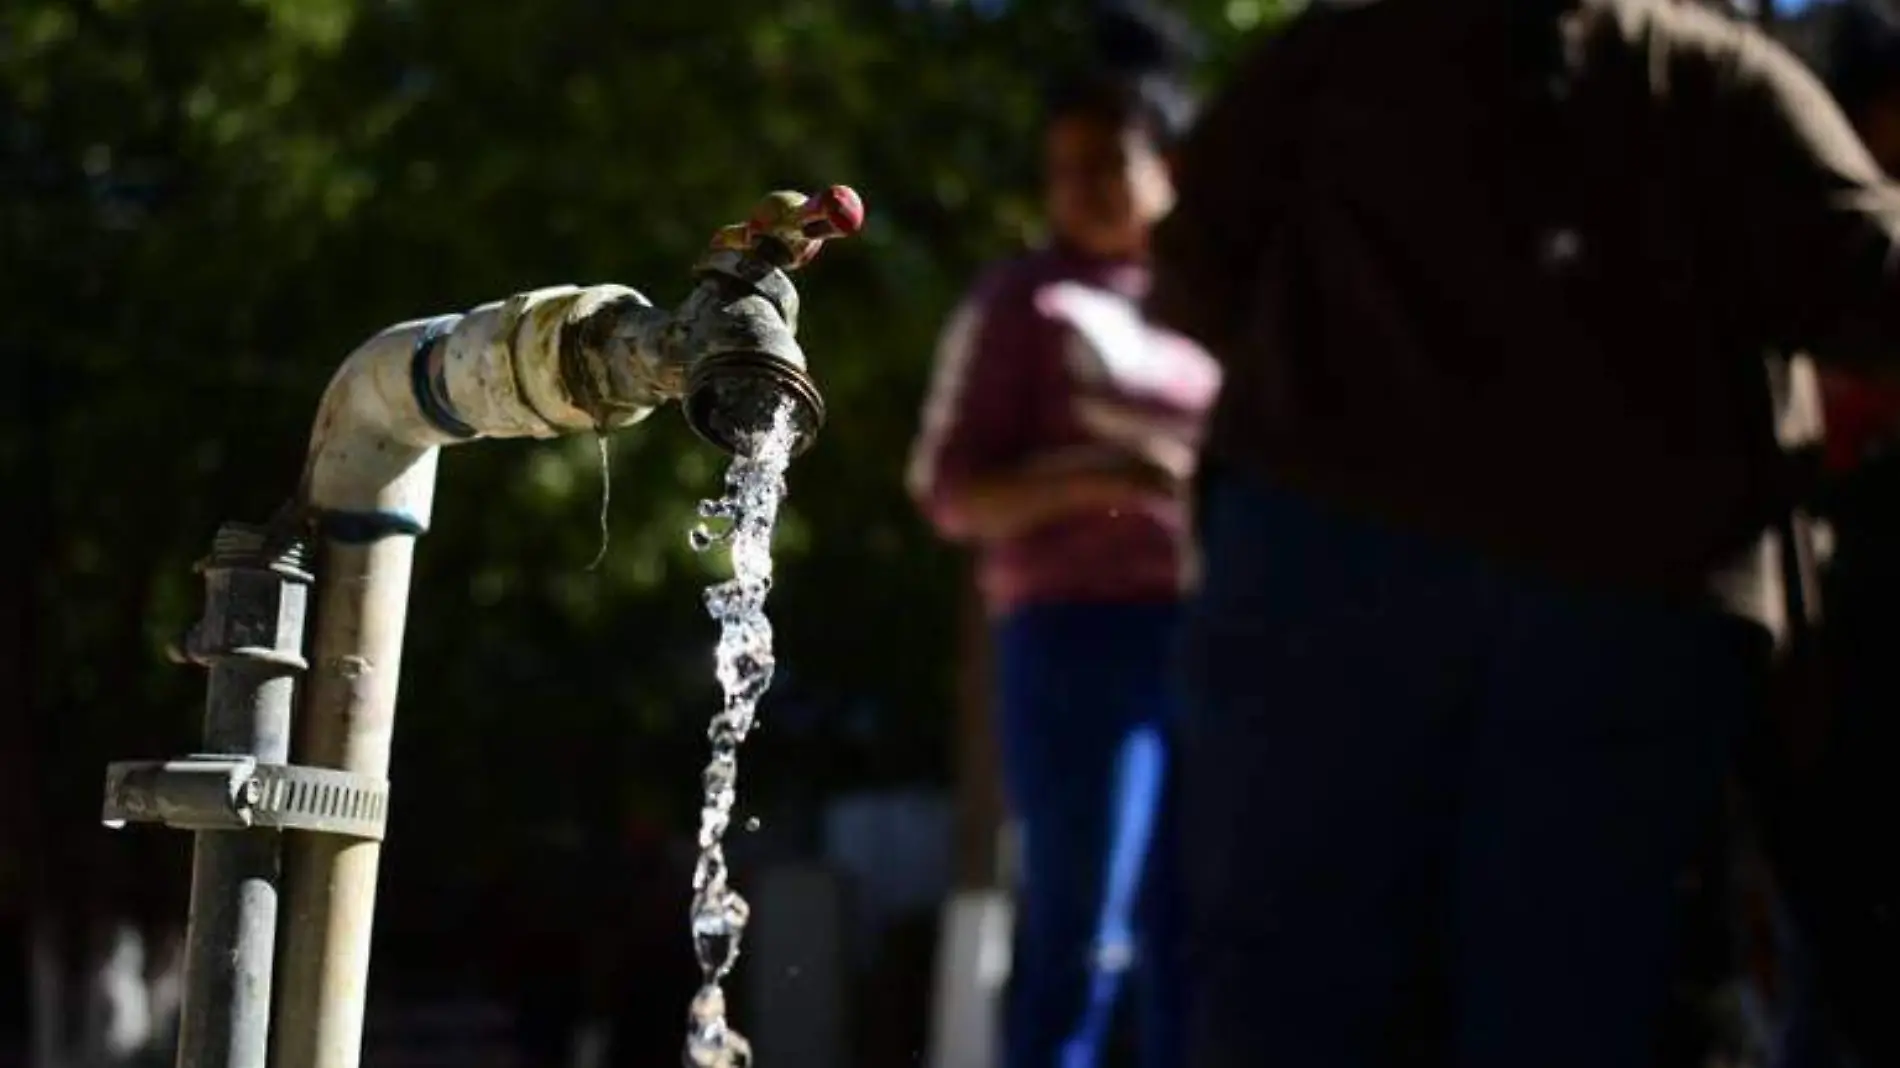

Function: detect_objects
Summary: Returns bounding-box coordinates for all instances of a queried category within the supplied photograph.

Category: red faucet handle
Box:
[708,186,866,271]
[796,185,865,243]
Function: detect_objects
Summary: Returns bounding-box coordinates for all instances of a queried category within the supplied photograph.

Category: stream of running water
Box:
[682,399,797,1068]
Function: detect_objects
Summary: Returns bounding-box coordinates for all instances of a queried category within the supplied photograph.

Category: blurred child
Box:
[906,16,1215,1067]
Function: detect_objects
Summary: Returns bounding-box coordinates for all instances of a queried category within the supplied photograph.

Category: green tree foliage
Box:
[0,0,1291,909]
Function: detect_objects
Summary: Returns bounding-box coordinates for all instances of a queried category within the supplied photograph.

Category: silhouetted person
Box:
[1146,2,1900,1066]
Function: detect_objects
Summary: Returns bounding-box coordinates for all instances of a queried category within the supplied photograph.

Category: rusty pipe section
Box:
[664,253,825,457]
[301,282,674,527]
[275,187,862,1068]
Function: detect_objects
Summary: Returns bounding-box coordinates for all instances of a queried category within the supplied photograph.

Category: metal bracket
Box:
[102,755,389,841]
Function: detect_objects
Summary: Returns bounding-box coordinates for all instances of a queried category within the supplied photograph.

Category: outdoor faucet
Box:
[606,185,864,457]
[99,189,867,1068]
[300,185,863,530]
[251,187,863,1068]
[100,188,866,1068]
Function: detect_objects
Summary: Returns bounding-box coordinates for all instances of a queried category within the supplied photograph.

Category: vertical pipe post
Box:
[176,523,312,1068]
[273,532,424,1068]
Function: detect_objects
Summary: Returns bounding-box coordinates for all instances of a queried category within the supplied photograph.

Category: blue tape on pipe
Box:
[409,313,476,439]
[320,510,428,543]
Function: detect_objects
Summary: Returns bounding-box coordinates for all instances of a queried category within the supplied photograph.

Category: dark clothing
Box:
[1756,455,1900,1066]
[993,601,1184,1068]
[1148,0,1900,630]
[1179,472,1768,1068]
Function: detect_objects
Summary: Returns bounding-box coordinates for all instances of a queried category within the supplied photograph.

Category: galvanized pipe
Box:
[176,524,311,1068]
[272,538,420,1068]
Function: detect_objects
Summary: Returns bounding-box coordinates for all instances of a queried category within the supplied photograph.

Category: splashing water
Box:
[683,399,797,1068]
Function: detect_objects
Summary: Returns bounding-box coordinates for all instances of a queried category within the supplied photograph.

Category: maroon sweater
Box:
[908,248,1220,616]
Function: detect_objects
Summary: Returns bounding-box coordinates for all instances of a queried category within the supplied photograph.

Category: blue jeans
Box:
[994,600,1185,1068]
[1178,473,1767,1068]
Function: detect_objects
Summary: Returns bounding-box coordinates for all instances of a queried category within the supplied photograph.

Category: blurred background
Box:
[0,1,1889,1066]
[0,1,1286,1066]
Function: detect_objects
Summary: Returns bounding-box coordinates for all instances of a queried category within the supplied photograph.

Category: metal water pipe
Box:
[100,186,865,1068]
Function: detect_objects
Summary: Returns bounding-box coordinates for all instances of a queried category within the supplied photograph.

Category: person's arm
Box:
[907,283,1173,544]
[932,452,1177,542]
[1710,17,1900,368]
